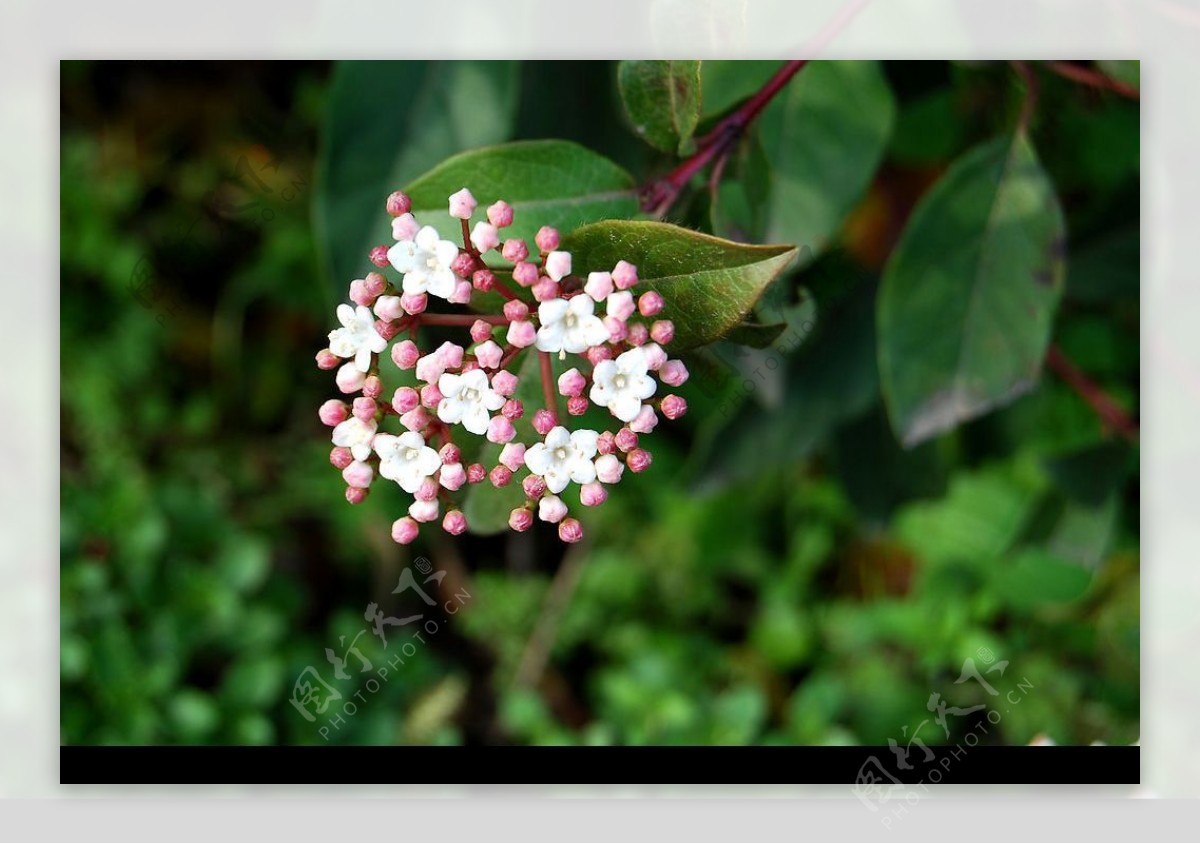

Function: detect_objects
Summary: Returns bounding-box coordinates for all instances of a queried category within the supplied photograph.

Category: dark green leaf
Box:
[404,140,638,255]
[992,548,1093,608]
[724,321,787,348]
[618,61,702,154]
[878,132,1067,446]
[315,61,520,291]
[561,220,797,350]
[1096,60,1140,90]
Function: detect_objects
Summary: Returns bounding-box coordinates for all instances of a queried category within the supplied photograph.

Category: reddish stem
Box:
[1046,344,1138,442]
[538,351,558,417]
[1044,61,1139,100]
[417,313,509,327]
[639,60,808,216]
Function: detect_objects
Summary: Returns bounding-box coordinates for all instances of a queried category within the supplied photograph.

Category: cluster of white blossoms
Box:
[316,187,689,545]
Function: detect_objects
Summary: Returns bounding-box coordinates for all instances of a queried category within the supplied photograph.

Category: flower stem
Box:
[639,59,808,216]
[417,313,509,327]
[1046,343,1138,442]
[538,350,557,417]
[1044,60,1139,100]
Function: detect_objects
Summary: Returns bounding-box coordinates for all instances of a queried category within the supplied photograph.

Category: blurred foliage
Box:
[61,60,1138,748]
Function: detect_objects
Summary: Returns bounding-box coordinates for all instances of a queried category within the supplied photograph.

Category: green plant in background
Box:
[61,60,1138,748]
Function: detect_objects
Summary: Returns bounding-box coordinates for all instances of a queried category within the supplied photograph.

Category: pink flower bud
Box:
[386,191,412,216]
[449,279,474,305]
[544,250,572,282]
[595,453,624,484]
[580,482,608,507]
[585,345,613,366]
[492,370,518,396]
[558,517,584,543]
[416,351,446,384]
[532,278,560,302]
[660,359,689,387]
[585,271,614,302]
[627,322,649,346]
[415,476,440,502]
[352,396,378,422]
[661,394,688,420]
[467,462,487,484]
[488,200,514,228]
[336,363,367,394]
[374,319,401,342]
[391,516,419,545]
[345,486,369,504]
[400,291,428,315]
[489,464,513,487]
[522,474,547,498]
[392,213,420,242]
[436,341,464,370]
[487,415,516,444]
[629,404,658,433]
[603,315,628,343]
[597,431,616,455]
[534,226,561,252]
[502,398,524,419]
[506,320,536,348]
[400,407,432,432]
[650,319,675,346]
[363,375,383,399]
[502,239,529,263]
[470,319,494,344]
[369,245,390,267]
[450,251,475,280]
[502,299,529,321]
[443,509,468,535]
[439,461,466,491]
[392,386,419,413]
[509,507,533,532]
[638,291,665,317]
[558,368,586,398]
[473,268,496,292]
[474,339,503,369]
[626,448,653,473]
[606,290,635,322]
[342,460,374,489]
[330,446,354,469]
[639,343,666,372]
[499,442,526,471]
[349,278,373,307]
[538,495,568,524]
[448,187,477,220]
[567,396,589,416]
[612,260,638,290]
[364,272,388,298]
[614,427,638,452]
[470,221,500,254]
[319,400,349,427]
[392,340,420,369]
[420,383,444,408]
[316,348,340,370]
[439,442,462,464]
[512,261,539,287]
[532,409,557,435]
[409,498,440,523]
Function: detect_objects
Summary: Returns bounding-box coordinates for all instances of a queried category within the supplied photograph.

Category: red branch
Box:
[1044,61,1140,100]
[417,313,509,327]
[1046,344,1138,442]
[538,351,557,418]
[639,60,808,216]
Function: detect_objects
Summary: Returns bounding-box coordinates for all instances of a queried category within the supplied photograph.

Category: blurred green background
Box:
[60,60,1138,747]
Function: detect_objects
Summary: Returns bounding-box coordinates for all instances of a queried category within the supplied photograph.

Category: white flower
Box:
[328,304,387,372]
[524,426,599,494]
[331,416,377,462]
[535,296,608,355]
[387,225,460,299]
[589,347,657,422]
[374,431,441,494]
[436,369,505,435]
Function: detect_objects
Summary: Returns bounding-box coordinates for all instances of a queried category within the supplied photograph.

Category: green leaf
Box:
[992,548,1093,609]
[878,132,1067,447]
[315,61,521,291]
[618,60,702,154]
[724,321,787,348]
[560,220,797,350]
[404,140,638,254]
[1096,60,1140,90]
[700,61,777,119]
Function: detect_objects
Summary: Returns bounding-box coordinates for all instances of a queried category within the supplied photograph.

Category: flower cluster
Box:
[316,187,689,545]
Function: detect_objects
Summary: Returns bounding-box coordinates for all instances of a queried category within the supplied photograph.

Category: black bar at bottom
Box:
[61,745,1138,785]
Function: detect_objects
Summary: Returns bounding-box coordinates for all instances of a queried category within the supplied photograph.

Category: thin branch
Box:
[538,350,557,417]
[1046,343,1138,442]
[1044,60,1139,100]
[1011,61,1040,134]
[512,545,588,690]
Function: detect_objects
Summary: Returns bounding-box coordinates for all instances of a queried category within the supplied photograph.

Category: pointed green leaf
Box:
[315,61,520,292]
[404,140,638,252]
[618,60,702,154]
[878,132,1067,447]
[561,221,797,351]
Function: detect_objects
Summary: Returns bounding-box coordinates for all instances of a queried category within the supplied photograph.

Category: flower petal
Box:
[524,443,551,475]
